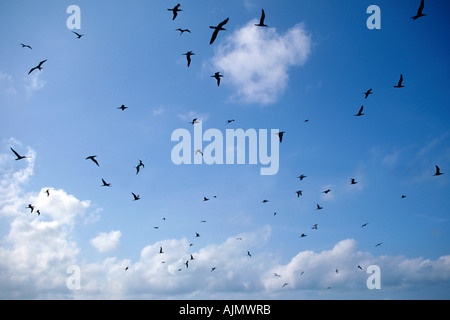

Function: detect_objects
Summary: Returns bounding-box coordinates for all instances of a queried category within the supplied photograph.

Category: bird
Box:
[361,223,369,228]
[364,88,373,99]
[132,192,140,201]
[394,74,405,88]
[227,120,235,124]
[195,232,200,237]
[203,197,210,202]
[300,233,307,238]
[182,51,195,67]
[401,195,407,199]
[190,254,194,260]
[168,4,182,20]
[434,165,444,176]
[316,204,323,210]
[101,179,111,187]
[211,267,216,272]
[176,28,191,35]
[282,283,288,288]
[350,178,358,185]
[125,267,129,271]
[312,224,318,230]
[185,260,189,268]
[211,72,223,87]
[247,251,252,257]
[375,242,383,247]
[297,174,307,181]
[190,118,200,125]
[159,247,164,254]
[72,31,84,39]
[322,189,331,194]
[86,155,100,167]
[36,210,41,216]
[296,190,303,198]
[358,265,363,270]
[411,0,426,20]
[20,43,32,49]
[354,105,364,117]
[10,147,29,161]
[255,9,268,27]
[195,149,203,156]
[45,189,50,197]
[136,160,144,175]
[117,105,128,111]
[262,200,269,203]
[236,237,243,241]
[274,273,281,278]
[336,269,339,274]
[28,59,47,75]
[27,204,35,213]
[275,131,285,143]
[209,18,229,45]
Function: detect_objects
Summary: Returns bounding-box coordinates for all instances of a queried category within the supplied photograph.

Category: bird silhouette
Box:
[136,160,144,175]
[209,18,229,45]
[132,192,140,201]
[247,251,252,257]
[434,165,444,176]
[117,105,128,111]
[275,131,285,143]
[183,51,195,67]
[411,0,426,20]
[255,9,268,27]
[176,28,191,35]
[203,197,210,202]
[358,265,363,270]
[190,254,194,260]
[28,59,47,75]
[27,204,35,213]
[20,43,32,49]
[168,4,182,20]
[297,174,307,181]
[282,283,288,288]
[190,118,200,125]
[101,179,111,187]
[394,74,405,88]
[211,72,223,86]
[364,88,373,99]
[312,224,318,230]
[322,189,331,194]
[227,119,235,124]
[361,223,369,228]
[296,190,303,198]
[262,200,269,203]
[185,260,189,268]
[300,233,307,238]
[375,242,383,247]
[159,247,164,254]
[354,105,364,117]
[86,155,100,167]
[274,273,281,278]
[195,149,203,156]
[72,31,84,39]
[316,204,323,210]
[10,147,29,161]
[211,267,216,272]
[350,178,358,185]
[195,232,200,237]
[45,189,50,197]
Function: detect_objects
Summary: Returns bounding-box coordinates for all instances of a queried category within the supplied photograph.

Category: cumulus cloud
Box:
[90,230,122,253]
[211,21,312,105]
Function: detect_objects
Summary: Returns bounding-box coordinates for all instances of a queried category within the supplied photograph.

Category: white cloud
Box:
[211,22,312,105]
[0,71,17,95]
[90,230,122,253]
[24,71,46,96]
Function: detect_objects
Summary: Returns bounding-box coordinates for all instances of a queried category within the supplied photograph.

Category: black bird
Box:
[159,247,164,254]
[350,178,358,185]
[262,200,269,203]
[255,9,268,27]
[375,242,383,247]
[312,224,318,230]
[203,197,210,202]
[185,260,189,268]
[274,273,281,278]
[316,204,323,210]
[117,105,128,111]
[136,160,144,175]
[27,204,35,213]
[86,155,100,167]
[364,88,373,99]
[209,18,229,45]
[45,189,50,197]
[296,190,303,198]
[211,72,223,86]
[190,254,194,260]
[276,131,285,143]
[394,74,405,88]
[358,265,363,270]
[434,165,444,176]
[72,31,84,39]
[28,59,47,75]
[125,267,129,271]
[182,51,195,67]
[227,119,235,124]
[101,179,111,187]
[247,251,252,257]
[297,174,307,181]
[354,105,364,117]
[132,192,140,201]
[10,147,29,161]
[195,232,200,237]
[36,210,41,216]
[168,4,182,20]
[300,233,307,238]
[361,223,369,228]
[20,43,32,49]
[282,283,288,288]
[322,189,331,194]
[211,267,216,272]
[176,28,191,35]
[401,195,407,199]
[411,0,426,20]
[190,118,200,125]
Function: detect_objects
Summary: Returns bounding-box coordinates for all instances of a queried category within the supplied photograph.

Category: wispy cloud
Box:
[24,71,46,96]
[0,71,17,95]
[90,230,122,253]
[211,22,312,105]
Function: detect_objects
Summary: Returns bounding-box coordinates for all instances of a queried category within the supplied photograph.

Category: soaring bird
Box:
[358,265,363,270]
[176,28,191,35]
[211,72,223,86]
[185,260,189,268]
[190,254,194,260]
[282,283,288,288]
[394,74,405,88]
[86,155,100,167]
[312,224,318,230]
[203,197,210,202]
[20,43,32,49]
[361,223,369,228]
[275,131,285,143]
[350,178,358,185]
[209,18,229,45]
[159,247,164,254]
[195,232,200,237]
[227,119,235,124]
[375,242,383,247]
[274,273,281,278]
[45,189,50,197]
[247,251,252,257]
[72,31,84,39]
[411,0,426,20]
[10,147,29,161]
[168,4,182,20]
[296,190,303,198]
[132,192,140,201]
[364,88,373,99]
[255,9,268,27]
[27,204,35,213]
[117,105,128,111]
[262,200,269,203]
[322,189,331,194]
[300,233,307,238]
[136,160,144,175]
[434,165,444,176]
[101,179,111,187]
[182,51,195,67]
[190,118,200,125]
[28,59,47,75]
[297,174,307,181]
[354,105,364,117]
[316,204,323,210]
[211,267,216,272]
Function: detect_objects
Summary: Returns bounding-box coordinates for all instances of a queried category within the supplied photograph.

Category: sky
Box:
[0,0,449,300]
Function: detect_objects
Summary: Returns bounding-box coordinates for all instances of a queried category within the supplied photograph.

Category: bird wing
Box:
[28,66,37,75]
[38,60,47,68]
[260,9,266,24]
[418,0,425,14]
[219,17,229,28]
[10,147,21,158]
[398,74,403,86]
[210,28,220,45]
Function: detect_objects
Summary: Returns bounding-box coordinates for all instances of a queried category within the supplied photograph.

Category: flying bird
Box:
[361,223,369,228]
[159,247,164,254]
[132,192,140,201]
[86,155,100,167]
[195,149,203,156]
[262,200,269,203]
[168,4,182,20]
[322,189,331,194]
[275,131,285,143]
[136,160,144,175]
[364,88,373,99]
[350,178,358,185]
[227,120,235,124]
[28,59,47,75]
[255,9,268,27]
[36,210,41,216]
[411,0,426,20]
[354,105,364,117]
[247,251,252,257]
[10,147,29,161]
[394,74,405,88]
[190,254,194,260]
[27,204,35,213]
[312,224,318,230]
[297,174,307,181]
[203,197,210,202]
[209,18,229,45]
[434,165,444,176]
[117,105,128,111]
[211,72,223,86]
[282,283,288,288]
[211,267,216,272]
[182,51,195,67]
[176,28,191,35]
[316,204,323,210]
[45,189,50,197]
[300,233,307,238]
[190,118,200,125]
[375,242,383,247]
[401,195,407,199]
[195,232,200,237]
[274,273,281,278]
[101,179,111,187]
[296,190,303,198]
[72,31,84,39]
[20,43,32,49]
[358,265,363,270]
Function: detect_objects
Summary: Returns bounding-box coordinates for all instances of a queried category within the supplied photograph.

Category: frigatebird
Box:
[354,106,364,117]
[10,147,29,161]
[86,155,100,167]
[168,4,182,20]
[255,9,268,27]
[364,88,373,99]
[28,60,47,75]
[394,74,405,88]
[72,31,84,39]
[211,72,223,86]
[411,0,426,20]
[176,28,191,35]
[209,18,229,45]
[434,165,444,176]
[182,51,195,67]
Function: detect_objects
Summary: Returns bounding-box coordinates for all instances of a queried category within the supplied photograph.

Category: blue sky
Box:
[0,0,449,299]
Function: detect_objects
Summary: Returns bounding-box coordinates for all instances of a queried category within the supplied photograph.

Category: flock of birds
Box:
[8,0,444,291]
